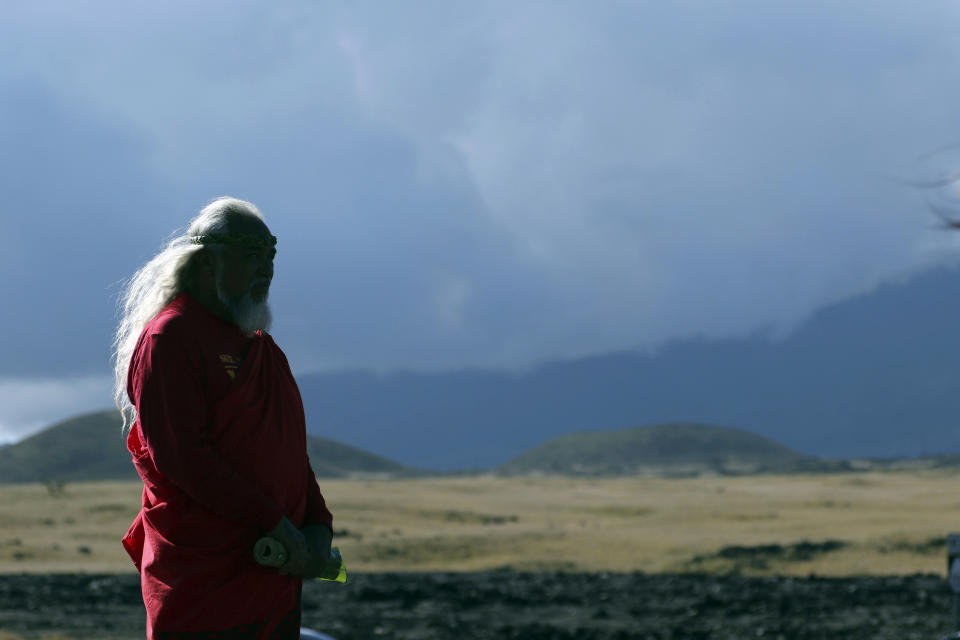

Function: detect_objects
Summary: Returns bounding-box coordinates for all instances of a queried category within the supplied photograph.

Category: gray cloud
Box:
[3,2,960,435]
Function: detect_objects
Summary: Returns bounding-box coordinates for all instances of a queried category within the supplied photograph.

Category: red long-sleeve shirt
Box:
[122,292,332,638]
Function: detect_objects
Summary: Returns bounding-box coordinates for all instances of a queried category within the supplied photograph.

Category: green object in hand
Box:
[323,546,347,583]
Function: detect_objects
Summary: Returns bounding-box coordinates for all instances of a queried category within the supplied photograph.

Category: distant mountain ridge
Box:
[9,264,960,475]
[298,265,960,469]
[0,410,416,484]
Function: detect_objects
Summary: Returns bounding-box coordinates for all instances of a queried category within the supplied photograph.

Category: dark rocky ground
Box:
[1,571,959,639]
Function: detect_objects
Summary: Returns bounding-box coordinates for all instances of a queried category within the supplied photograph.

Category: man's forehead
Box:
[191,217,277,248]
[190,232,277,248]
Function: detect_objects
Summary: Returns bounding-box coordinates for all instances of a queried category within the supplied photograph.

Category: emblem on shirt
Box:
[219,354,240,381]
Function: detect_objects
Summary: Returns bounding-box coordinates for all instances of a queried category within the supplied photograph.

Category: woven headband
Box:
[190,233,277,247]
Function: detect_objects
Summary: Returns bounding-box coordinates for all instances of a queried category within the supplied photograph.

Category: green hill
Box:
[497,423,830,476]
[0,409,417,483]
[0,410,135,483]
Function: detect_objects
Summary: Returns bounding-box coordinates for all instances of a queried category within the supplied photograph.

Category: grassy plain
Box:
[1,471,959,576]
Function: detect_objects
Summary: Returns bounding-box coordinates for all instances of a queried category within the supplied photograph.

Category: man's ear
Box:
[187,248,217,289]
[196,248,215,274]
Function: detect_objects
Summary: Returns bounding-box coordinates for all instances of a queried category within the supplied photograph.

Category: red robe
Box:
[122,292,333,639]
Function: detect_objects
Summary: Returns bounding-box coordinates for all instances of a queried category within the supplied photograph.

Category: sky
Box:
[4,1,960,443]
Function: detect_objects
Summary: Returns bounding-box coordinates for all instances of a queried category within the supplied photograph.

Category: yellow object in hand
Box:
[324,546,348,583]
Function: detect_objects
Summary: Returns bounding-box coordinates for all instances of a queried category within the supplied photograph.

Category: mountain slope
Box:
[305,436,419,478]
[0,410,415,483]
[498,423,827,476]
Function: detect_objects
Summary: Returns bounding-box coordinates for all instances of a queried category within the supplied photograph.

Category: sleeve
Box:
[303,459,334,529]
[131,330,284,532]
[268,334,334,530]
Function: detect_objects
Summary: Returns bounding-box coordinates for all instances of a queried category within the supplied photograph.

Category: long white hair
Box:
[112,197,266,433]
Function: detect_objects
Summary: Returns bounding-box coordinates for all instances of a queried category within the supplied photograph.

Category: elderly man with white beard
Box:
[112,197,338,640]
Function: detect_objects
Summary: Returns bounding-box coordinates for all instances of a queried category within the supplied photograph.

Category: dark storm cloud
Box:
[326,0,960,358]
[0,78,174,375]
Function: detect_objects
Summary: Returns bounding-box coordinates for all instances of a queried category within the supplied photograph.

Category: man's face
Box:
[209,217,276,334]
[217,242,276,303]
[214,218,276,303]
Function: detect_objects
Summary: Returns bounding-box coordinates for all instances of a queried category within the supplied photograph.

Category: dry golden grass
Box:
[0,481,140,573]
[2,471,960,576]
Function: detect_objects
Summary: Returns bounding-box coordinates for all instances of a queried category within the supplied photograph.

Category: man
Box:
[113,197,338,639]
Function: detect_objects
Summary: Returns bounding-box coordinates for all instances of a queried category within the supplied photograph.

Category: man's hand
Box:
[300,547,342,580]
[265,516,309,576]
[300,523,341,580]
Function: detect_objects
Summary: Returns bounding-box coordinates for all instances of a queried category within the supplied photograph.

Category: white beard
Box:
[215,274,273,336]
